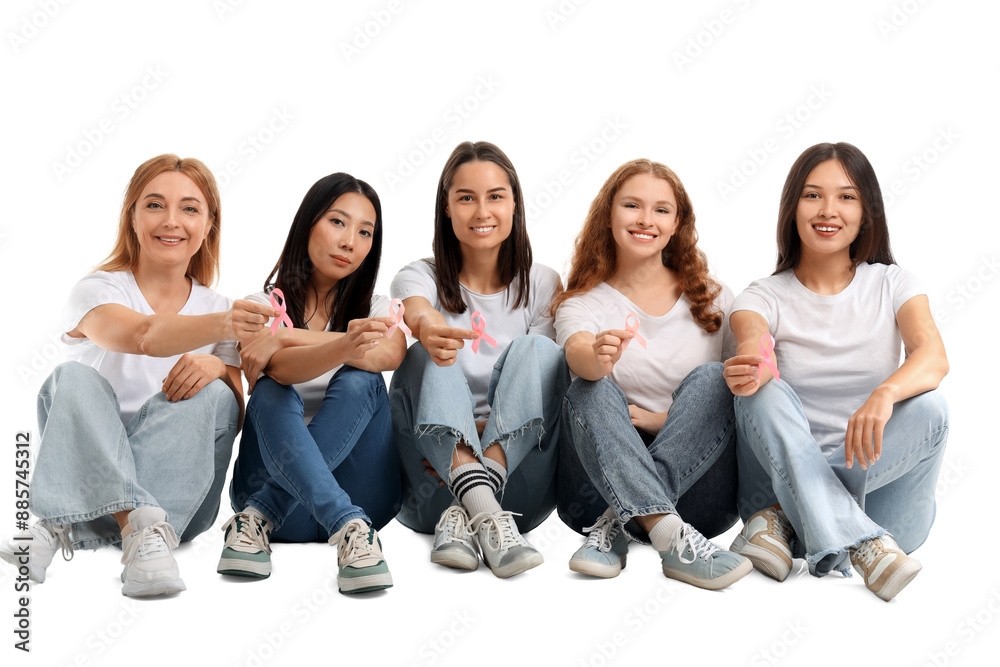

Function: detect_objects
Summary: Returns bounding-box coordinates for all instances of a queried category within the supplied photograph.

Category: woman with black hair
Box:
[389,141,569,579]
[724,142,949,601]
[219,173,406,594]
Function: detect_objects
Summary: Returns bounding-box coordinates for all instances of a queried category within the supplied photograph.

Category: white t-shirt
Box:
[60,270,239,425]
[555,281,733,413]
[390,259,560,420]
[730,262,924,456]
[246,291,390,425]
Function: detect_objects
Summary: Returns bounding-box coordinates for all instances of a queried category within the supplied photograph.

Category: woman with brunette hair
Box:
[389,141,569,578]
[220,173,405,594]
[724,142,949,601]
[0,154,272,596]
[553,159,750,590]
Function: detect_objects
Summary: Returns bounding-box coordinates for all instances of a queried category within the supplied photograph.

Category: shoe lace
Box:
[582,516,619,553]
[341,521,378,561]
[121,522,180,564]
[474,511,526,550]
[435,505,472,543]
[225,512,271,554]
[670,523,719,564]
[44,523,75,562]
[853,538,885,568]
[768,510,793,546]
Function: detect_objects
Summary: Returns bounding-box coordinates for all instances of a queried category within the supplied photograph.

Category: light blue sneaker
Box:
[569,515,628,578]
[659,522,752,590]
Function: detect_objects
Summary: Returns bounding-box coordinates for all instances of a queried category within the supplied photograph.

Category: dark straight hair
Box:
[265,173,382,332]
[775,142,895,274]
[431,141,532,314]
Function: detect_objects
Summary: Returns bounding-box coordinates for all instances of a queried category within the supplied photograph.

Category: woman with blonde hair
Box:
[554,159,750,589]
[0,154,272,596]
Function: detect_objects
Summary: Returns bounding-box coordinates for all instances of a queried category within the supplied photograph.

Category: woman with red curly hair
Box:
[553,159,750,590]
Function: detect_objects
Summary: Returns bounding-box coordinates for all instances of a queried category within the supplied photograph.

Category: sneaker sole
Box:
[121,577,187,597]
[217,556,271,579]
[661,558,753,591]
[871,558,922,602]
[730,534,791,582]
[339,572,393,594]
[431,549,479,571]
[489,552,544,579]
[569,555,625,578]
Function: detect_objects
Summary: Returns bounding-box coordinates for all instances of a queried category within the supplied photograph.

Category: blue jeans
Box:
[734,378,949,576]
[558,362,739,543]
[31,361,239,550]
[229,367,401,540]
[389,335,570,534]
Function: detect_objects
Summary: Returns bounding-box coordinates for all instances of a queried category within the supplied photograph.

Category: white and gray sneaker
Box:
[120,507,186,597]
[431,505,479,570]
[470,510,543,578]
[0,521,73,583]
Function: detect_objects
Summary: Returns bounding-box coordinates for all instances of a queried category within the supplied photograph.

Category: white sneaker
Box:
[0,521,73,583]
[730,506,795,582]
[120,507,185,597]
[851,535,921,602]
[470,511,543,579]
[431,505,479,570]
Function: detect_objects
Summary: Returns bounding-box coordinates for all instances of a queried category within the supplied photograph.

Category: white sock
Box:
[448,462,502,517]
[648,514,684,552]
[482,456,508,494]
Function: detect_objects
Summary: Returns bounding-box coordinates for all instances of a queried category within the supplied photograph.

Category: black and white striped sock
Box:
[448,463,502,517]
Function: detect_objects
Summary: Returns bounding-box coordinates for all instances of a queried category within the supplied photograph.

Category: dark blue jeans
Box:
[557,362,739,543]
[229,367,401,541]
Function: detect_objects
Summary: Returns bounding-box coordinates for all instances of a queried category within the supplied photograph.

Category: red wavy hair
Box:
[552,159,723,332]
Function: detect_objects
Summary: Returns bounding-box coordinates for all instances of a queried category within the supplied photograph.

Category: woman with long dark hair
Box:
[220,173,405,594]
[389,141,569,578]
[553,159,750,590]
[724,142,949,601]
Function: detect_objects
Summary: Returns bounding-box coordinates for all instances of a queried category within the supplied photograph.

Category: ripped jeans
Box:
[389,335,569,534]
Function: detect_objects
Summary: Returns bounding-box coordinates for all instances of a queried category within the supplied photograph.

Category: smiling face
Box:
[445,160,514,252]
[795,159,863,260]
[609,172,679,263]
[132,171,212,271]
[306,191,376,287]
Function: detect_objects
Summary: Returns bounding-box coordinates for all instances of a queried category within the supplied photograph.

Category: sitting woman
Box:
[724,142,949,601]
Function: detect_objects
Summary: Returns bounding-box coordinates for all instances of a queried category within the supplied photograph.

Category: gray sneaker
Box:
[0,521,73,583]
[470,511,543,579]
[659,522,752,590]
[569,515,628,578]
[431,505,479,570]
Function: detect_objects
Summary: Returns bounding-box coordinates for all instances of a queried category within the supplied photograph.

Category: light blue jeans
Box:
[389,335,570,534]
[558,363,739,543]
[734,378,949,576]
[31,361,239,550]
[229,368,401,540]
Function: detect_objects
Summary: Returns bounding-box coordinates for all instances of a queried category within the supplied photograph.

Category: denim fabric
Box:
[229,367,401,540]
[734,378,948,576]
[558,362,739,544]
[31,361,238,550]
[389,335,570,534]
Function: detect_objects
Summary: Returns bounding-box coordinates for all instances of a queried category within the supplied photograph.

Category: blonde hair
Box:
[96,154,222,286]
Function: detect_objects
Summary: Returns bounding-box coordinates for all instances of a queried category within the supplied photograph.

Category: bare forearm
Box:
[266,338,352,385]
[876,346,948,404]
[565,340,607,381]
[136,312,229,357]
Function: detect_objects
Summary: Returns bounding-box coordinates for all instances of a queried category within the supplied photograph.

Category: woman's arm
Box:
[402,296,477,367]
[71,299,275,356]
[844,295,949,469]
[722,310,769,395]
[563,329,632,381]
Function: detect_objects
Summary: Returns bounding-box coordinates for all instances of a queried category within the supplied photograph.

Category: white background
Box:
[1,1,997,666]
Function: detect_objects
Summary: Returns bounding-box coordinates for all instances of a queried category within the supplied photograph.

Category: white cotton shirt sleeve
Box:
[60,271,237,425]
[730,263,925,455]
[555,281,731,413]
[390,259,560,420]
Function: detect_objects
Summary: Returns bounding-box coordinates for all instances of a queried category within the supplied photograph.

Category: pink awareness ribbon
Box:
[385,298,412,339]
[268,288,294,335]
[470,311,498,353]
[621,313,647,350]
[759,333,780,383]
